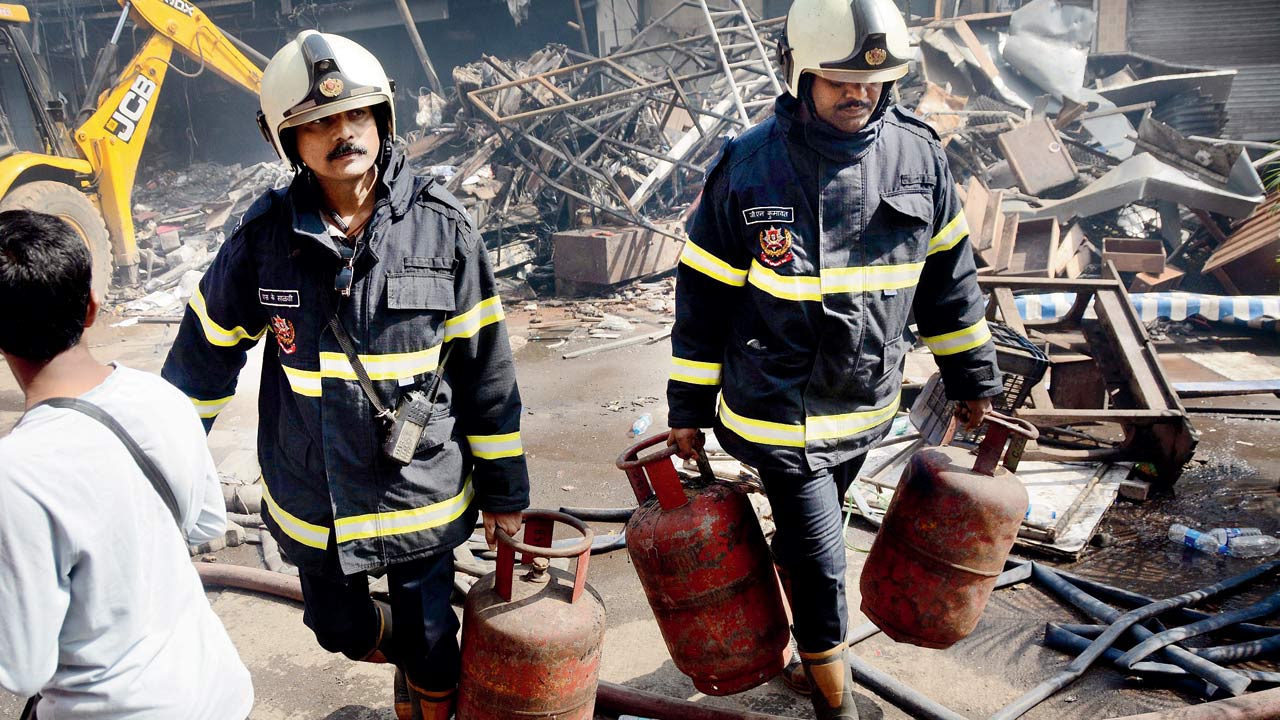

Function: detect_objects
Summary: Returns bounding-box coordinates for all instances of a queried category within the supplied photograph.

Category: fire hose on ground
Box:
[194,562,1280,720]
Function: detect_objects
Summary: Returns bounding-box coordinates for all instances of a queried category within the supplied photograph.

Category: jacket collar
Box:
[285,148,414,257]
[773,91,886,164]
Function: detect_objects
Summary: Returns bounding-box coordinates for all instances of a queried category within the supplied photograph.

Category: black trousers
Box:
[759,454,867,654]
[299,550,459,691]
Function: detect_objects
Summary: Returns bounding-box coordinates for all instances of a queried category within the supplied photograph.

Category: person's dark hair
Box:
[0,209,93,362]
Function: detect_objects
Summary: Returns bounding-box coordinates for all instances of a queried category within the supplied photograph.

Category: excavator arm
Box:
[73,0,262,277]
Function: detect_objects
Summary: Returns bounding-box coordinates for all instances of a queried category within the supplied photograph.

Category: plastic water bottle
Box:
[1024,504,1057,526]
[629,412,653,438]
[1224,535,1280,558]
[1205,527,1262,544]
[1168,523,1226,555]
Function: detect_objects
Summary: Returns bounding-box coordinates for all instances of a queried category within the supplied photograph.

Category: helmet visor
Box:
[806,64,908,86]
[279,93,387,131]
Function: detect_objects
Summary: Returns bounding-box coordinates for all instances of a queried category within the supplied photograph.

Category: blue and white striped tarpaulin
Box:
[1014,292,1280,332]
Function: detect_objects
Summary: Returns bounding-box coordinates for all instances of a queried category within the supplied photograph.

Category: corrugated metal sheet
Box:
[1223,65,1280,141]
[1130,0,1280,141]
[1131,0,1280,66]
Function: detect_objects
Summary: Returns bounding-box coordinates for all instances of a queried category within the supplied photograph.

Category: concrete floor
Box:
[2,303,1278,719]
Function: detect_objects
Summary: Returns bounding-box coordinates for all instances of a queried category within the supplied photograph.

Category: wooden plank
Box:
[1093,290,1162,409]
[998,118,1079,195]
[949,19,1002,83]
[978,277,1119,290]
[1008,217,1057,276]
[1103,238,1166,273]
[1174,381,1280,399]
[1018,408,1185,426]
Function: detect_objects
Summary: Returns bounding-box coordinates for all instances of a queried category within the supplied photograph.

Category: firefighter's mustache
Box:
[837,100,871,112]
[328,142,369,161]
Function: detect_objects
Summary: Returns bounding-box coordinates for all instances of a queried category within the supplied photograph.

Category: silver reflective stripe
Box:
[467,432,523,460]
[334,479,475,543]
[262,480,330,549]
[680,240,749,287]
[670,356,722,386]
[922,319,992,356]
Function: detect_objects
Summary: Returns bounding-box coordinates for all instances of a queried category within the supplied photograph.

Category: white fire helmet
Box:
[256,30,396,163]
[778,0,913,95]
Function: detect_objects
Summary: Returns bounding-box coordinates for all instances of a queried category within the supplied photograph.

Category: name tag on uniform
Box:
[742,206,794,225]
[259,288,301,307]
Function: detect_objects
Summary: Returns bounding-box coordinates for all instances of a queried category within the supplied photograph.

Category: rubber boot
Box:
[393,668,414,720]
[799,643,859,720]
[781,637,811,696]
[406,676,456,720]
[350,600,412,720]
[358,599,394,664]
[774,562,812,697]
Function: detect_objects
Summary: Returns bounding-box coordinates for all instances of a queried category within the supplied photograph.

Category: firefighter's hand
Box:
[667,427,705,460]
[483,511,523,550]
[956,397,994,431]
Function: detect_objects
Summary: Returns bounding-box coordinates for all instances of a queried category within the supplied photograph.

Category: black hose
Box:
[1027,563,1255,696]
[1117,591,1280,669]
[847,653,969,720]
[1044,625,1280,690]
[558,506,637,523]
[993,563,1270,719]
[1043,624,1223,699]
[1054,568,1280,639]
[1046,621,1280,665]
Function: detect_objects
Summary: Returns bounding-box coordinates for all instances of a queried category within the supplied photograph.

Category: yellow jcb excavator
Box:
[0,0,263,298]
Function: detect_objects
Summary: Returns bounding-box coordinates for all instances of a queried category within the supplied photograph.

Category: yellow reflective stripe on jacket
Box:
[922,318,992,356]
[927,211,969,256]
[806,392,902,442]
[281,364,323,397]
[444,296,504,341]
[748,261,821,301]
[318,345,442,381]
[333,477,474,543]
[719,399,807,447]
[820,262,924,293]
[670,356,722,386]
[189,287,267,347]
[680,240,749,287]
[280,347,443,398]
[262,479,330,549]
[467,431,523,460]
[747,261,926,302]
[720,393,901,447]
[189,394,233,419]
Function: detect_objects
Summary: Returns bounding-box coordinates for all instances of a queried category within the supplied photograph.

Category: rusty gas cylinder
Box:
[457,510,605,720]
[617,434,789,696]
[860,413,1038,649]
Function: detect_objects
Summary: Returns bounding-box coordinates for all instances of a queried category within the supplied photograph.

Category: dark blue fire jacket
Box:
[668,94,1002,473]
[163,152,529,577]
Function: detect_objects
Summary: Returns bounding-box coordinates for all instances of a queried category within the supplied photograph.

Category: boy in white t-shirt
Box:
[0,209,253,719]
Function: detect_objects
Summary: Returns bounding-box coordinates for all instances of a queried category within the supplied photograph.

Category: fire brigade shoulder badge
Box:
[759,226,794,267]
[270,315,297,355]
[318,76,344,97]
[865,48,887,66]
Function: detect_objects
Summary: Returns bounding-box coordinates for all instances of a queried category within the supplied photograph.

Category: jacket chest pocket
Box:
[386,257,455,311]
[871,190,933,262]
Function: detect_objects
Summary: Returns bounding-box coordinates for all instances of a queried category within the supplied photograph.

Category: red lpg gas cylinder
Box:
[860,413,1038,649]
[457,511,605,720]
[617,434,789,696]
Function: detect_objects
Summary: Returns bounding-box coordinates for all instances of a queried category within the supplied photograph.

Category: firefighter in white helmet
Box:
[666,2,1000,718]
[164,30,530,720]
